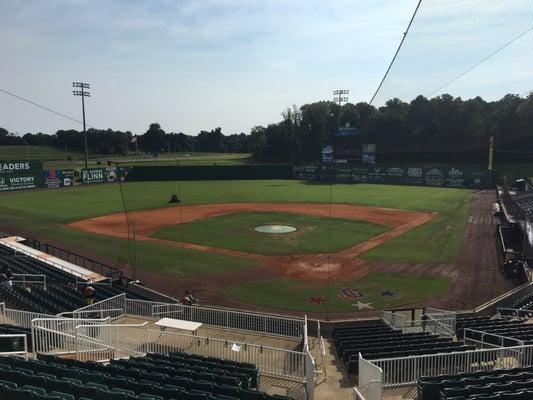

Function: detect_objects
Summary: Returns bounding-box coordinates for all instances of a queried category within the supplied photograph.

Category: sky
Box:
[1,0,532,136]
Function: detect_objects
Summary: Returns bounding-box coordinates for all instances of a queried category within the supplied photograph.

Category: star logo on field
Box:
[307,296,325,305]
[352,301,373,310]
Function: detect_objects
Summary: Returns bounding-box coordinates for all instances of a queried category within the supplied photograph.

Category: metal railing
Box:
[71,293,126,316]
[0,334,28,360]
[78,323,307,380]
[12,273,46,289]
[57,308,125,320]
[380,311,407,330]
[28,239,123,281]
[353,387,367,400]
[0,240,92,281]
[0,303,57,329]
[498,307,533,319]
[370,344,533,387]
[126,298,166,317]
[463,328,524,348]
[152,303,305,338]
[31,317,110,356]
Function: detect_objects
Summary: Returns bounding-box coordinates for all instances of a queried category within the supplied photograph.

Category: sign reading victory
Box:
[0,161,44,191]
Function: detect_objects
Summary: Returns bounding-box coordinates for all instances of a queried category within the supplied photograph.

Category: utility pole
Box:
[488,135,494,188]
[332,89,349,129]
[72,82,91,169]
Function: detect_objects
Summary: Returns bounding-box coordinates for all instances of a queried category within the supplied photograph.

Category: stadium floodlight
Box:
[333,89,349,128]
[72,82,91,169]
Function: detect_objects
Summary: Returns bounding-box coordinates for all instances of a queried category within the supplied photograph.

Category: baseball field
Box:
[0,179,489,315]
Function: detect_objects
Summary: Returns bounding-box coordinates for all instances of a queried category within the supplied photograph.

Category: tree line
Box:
[1,93,531,162]
[0,124,250,155]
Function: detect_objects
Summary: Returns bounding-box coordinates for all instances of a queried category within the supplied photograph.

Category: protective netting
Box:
[371,0,533,105]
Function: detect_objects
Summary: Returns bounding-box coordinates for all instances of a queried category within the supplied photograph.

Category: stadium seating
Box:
[0,353,287,400]
[332,322,475,376]
[456,316,533,344]
[0,243,153,315]
[417,366,533,400]
[0,324,32,352]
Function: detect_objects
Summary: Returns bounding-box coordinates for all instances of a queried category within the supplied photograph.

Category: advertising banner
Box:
[0,161,44,191]
[296,162,489,188]
[60,170,75,187]
[322,146,334,163]
[82,168,106,184]
[44,170,61,188]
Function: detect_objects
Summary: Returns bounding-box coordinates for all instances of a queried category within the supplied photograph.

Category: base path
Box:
[68,202,435,282]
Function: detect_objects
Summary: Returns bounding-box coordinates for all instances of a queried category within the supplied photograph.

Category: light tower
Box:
[333,89,349,128]
[72,82,91,169]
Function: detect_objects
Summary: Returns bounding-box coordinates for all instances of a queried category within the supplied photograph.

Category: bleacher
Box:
[0,324,31,352]
[417,366,533,400]
[0,352,289,400]
[333,321,474,376]
[456,316,533,344]
[0,243,153,315]
[510,292,533,311]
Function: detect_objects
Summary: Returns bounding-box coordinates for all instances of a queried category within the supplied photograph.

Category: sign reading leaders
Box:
[82,168,106,184]
[0,161,44,191]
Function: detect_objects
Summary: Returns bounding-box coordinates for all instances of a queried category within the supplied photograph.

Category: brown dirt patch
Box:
[68,202,435,282]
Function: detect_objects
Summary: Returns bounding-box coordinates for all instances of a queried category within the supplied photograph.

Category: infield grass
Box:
[153,211,388,255]
[218,272,452,312]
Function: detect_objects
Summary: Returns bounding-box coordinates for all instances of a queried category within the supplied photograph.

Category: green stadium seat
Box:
[21,385,46,395]
[48,391,75,400]
[240,388,266,400]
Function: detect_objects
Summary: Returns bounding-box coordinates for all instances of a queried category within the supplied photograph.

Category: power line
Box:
[0,87,95,128]
[428,23,533,97]
[369,0,423,105]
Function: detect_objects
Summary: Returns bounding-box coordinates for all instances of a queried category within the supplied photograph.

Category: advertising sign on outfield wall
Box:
[292,164,489,188]
[0,160,44,191]
[82,168,107,184]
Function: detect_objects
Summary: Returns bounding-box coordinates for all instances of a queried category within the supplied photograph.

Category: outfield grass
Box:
[219,272,452,312]
[153,212,388,255]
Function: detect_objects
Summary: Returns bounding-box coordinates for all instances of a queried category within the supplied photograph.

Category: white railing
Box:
[152,303,305,338]
[125,298,166,317]
[0,303,57,329]
[380,311,407,330]
[463,328,524,348]
[12,273,46,289]
[498,307,533,319]
[57,308,124,320]
[83,324,307,380]
[71,293,126,317]
[31,317,110,356]
[305,349,315,400]
[370,344,533,387]
[0,334,28,360]
[358,353,383,400]
[75,322,147,362]
[353,387,367,400]
[303,315,308,351]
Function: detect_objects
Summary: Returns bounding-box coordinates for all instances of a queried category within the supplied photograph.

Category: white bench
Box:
[155,317,203,335]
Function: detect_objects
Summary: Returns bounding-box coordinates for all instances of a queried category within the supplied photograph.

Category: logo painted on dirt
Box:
[307,296,326,305]
[339,288,364,301]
